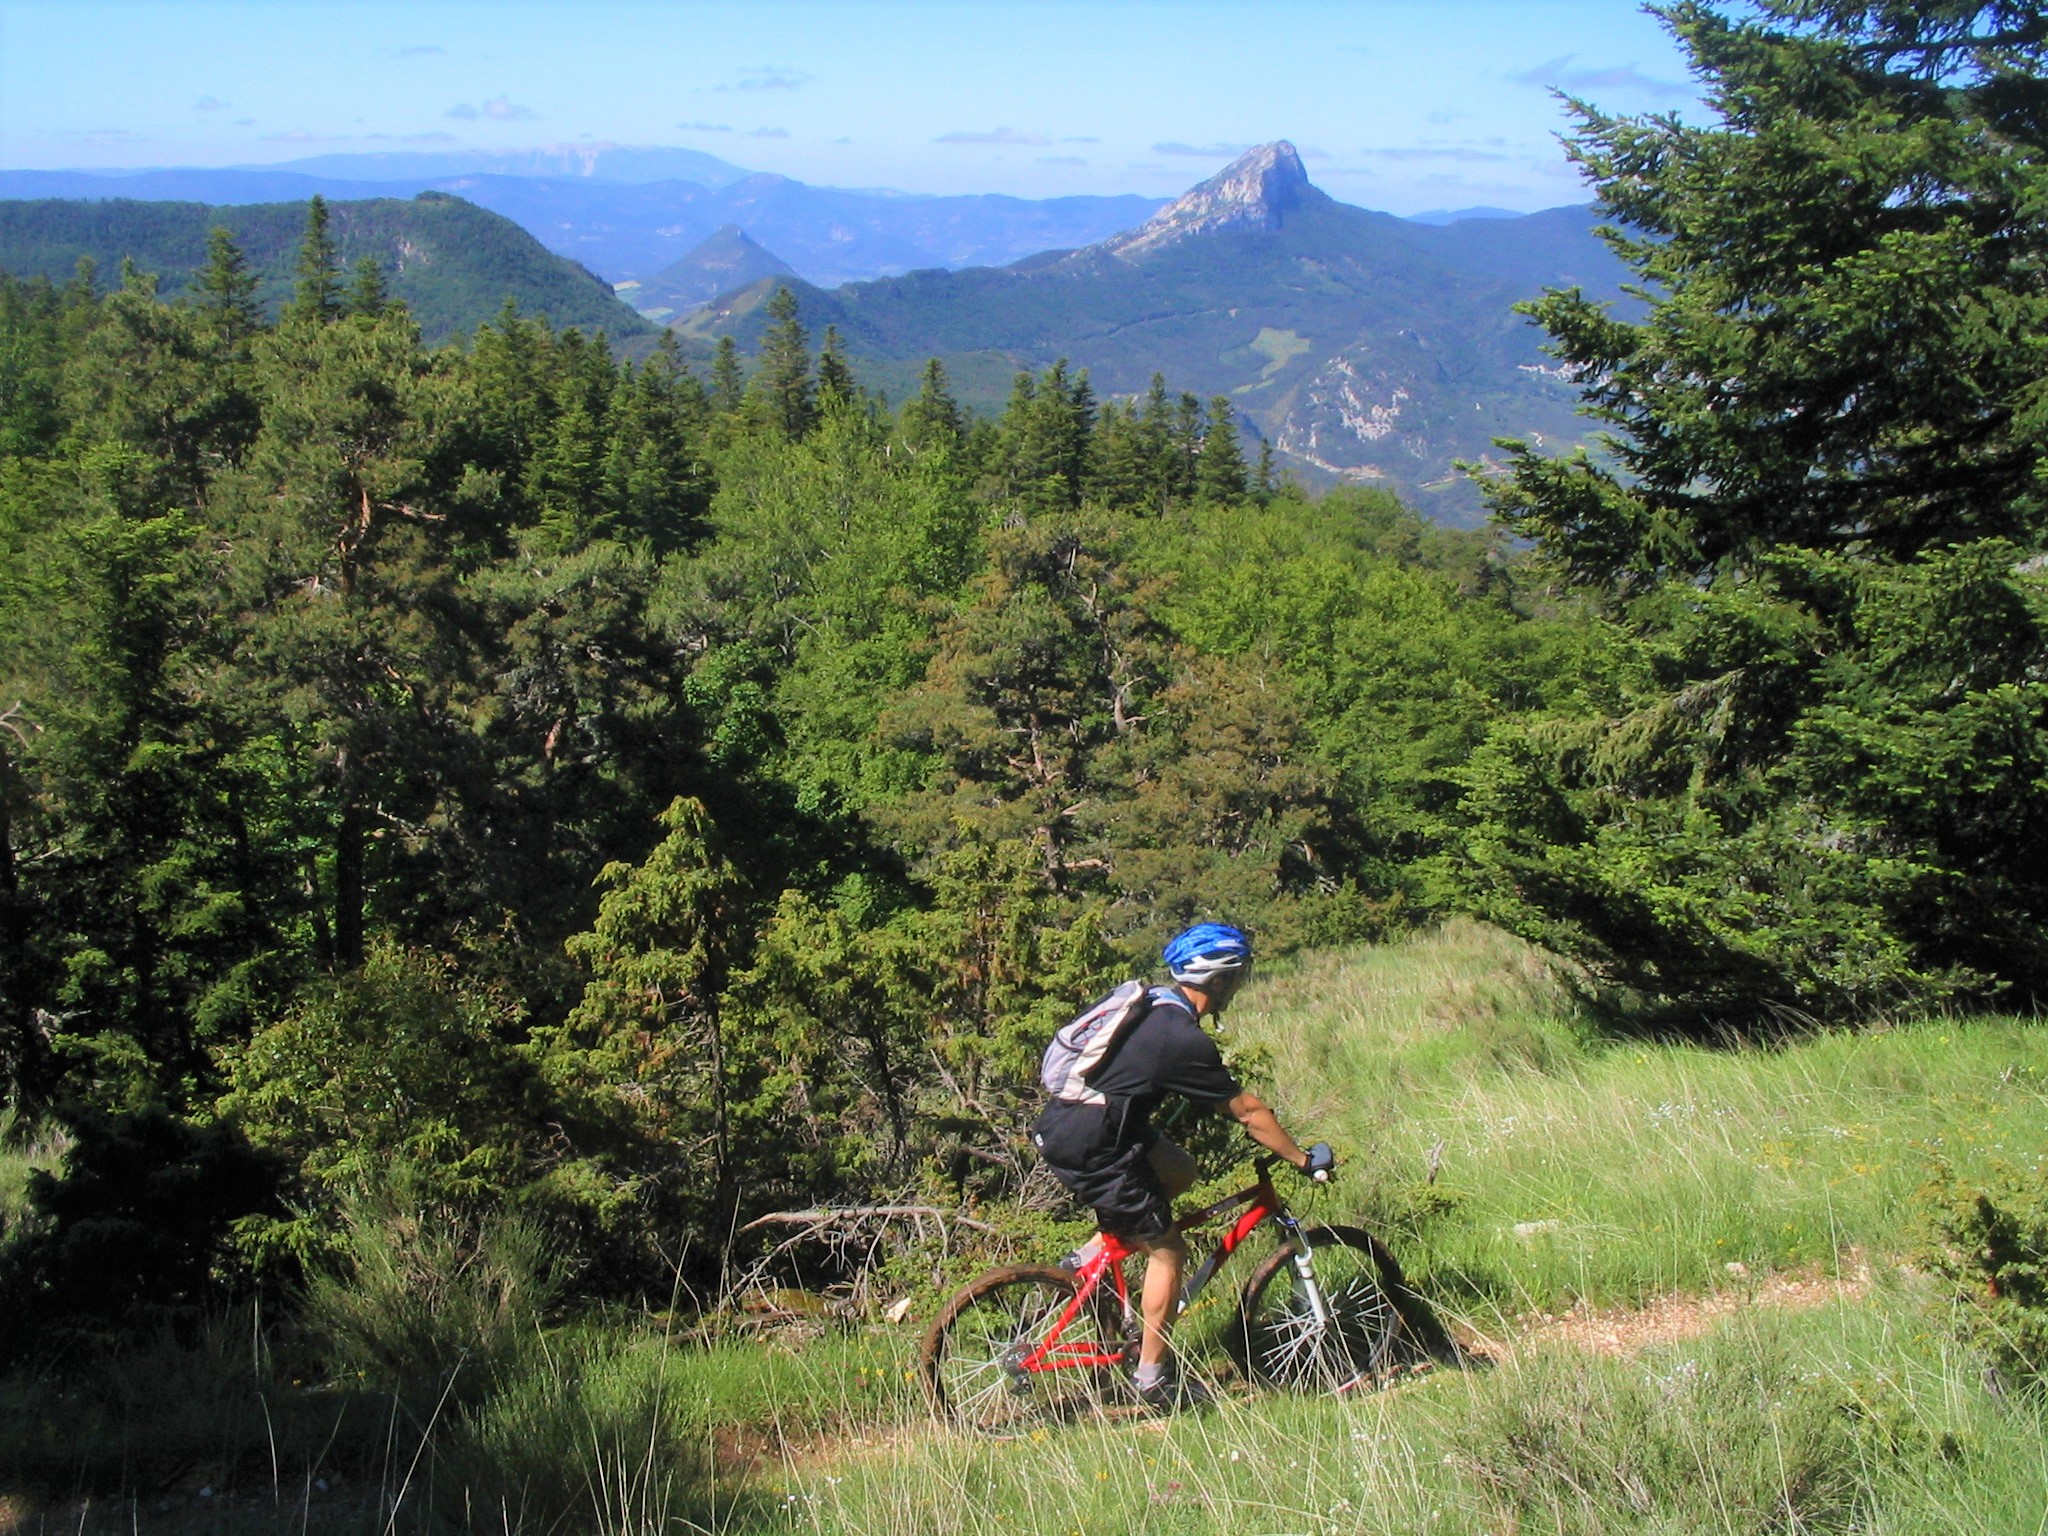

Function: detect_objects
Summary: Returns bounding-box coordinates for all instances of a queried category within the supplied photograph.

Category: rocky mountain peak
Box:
[1096,141,1324,259]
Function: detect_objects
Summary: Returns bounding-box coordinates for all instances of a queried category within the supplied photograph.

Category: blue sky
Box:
[0,0,1701,213]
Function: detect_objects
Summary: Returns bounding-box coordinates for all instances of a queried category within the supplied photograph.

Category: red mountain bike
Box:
[919,1152,1440,1431]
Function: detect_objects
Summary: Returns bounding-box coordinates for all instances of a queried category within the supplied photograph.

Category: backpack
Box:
[1039,981,1193,1105]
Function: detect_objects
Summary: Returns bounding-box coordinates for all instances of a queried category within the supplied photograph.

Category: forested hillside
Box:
[0,192,653,343]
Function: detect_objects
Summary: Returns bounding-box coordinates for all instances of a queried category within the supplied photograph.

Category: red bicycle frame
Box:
[1017,1159,1293,1376]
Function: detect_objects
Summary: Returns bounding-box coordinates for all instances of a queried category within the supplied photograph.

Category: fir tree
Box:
[816,324,856,413]
[1195,396,1248,504]
[898,356,963,455]
[344,255,390,319]
[747,286,816,441]
[192,226,261,341]
[1467,0,2048,1019]
[288,195,342,324]
[710,334,744,416]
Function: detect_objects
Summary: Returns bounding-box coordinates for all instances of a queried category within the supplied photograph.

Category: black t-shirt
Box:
[1084,996,1243,1142]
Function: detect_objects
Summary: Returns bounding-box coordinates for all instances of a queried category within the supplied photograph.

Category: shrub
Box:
[301,1176,560,1418]
[0,1107,281,1359]
[1926,1158,2048,1388]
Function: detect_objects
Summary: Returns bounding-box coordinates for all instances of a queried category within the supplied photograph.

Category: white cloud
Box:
[1509,54,1690,99]
[935,127,1049,146]
[721,66,811,92]
[447,95,538,122]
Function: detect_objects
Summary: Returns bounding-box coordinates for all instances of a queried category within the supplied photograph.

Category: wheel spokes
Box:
[934,1276,1110,1431]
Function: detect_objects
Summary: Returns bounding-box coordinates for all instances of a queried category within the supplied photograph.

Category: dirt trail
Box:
[1455,1256,1876,1365]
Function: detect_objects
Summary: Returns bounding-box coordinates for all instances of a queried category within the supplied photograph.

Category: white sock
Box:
[1133,1361,1169,1390]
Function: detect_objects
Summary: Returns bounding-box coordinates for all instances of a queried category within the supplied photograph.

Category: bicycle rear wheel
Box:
[1235,1225,1407,1393]
[919,1264,1123,1433]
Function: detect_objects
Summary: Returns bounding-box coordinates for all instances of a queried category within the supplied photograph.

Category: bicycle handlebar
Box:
[1253,1149,1334,1184]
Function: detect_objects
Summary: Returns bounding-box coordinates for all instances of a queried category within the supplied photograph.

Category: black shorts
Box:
[1030,1099,1174,1244]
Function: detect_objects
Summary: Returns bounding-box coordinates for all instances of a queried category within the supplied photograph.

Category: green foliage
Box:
[1927,1155,2048,1388]
[0,228,1611,1336]
[220,945,543,1216]
[0,1108,280,1357]
[1468,0,2048,1023]
[537,795,747,1241]
[749,284,817,441]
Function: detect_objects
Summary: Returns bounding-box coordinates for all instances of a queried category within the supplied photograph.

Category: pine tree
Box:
[1253,437,1276,505]
[192,226,261,341]
[816,324,856,413]
[710,334,745,416]
[897,356,963,455]
[747,286,815,441]
[344,255,390,319]
[1195,396,1248,504]
[288,196,342,324]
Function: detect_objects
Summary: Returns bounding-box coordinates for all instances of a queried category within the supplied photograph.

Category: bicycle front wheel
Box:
[1235,1225,1406,1394]
[918,1264,1123,1433]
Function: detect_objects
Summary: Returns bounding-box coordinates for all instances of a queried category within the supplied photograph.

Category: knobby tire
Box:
[918,1264,1124,1434]
[1234,1224,1428,1394]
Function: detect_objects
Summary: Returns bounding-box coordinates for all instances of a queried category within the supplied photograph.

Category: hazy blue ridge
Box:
[1404,205,1526,225]
[239,144,756,188]
[1,162,1166,288]
[0,192,658,344]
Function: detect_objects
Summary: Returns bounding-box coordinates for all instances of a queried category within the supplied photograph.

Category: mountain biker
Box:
[1029,922,1332,1411]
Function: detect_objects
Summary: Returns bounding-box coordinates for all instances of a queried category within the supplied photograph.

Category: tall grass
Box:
[0,1106,67,1232]
[733,1288,2047,1535]
[1231,920,2048,1321]
[11,922,2048,1532]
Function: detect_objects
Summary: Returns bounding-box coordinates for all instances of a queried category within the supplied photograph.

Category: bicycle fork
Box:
[1276,1213,1333,1326]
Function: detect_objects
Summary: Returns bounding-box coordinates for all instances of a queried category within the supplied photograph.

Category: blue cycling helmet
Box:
[1163,922,1253,988]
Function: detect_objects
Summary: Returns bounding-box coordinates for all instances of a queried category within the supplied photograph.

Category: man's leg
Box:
[1147,1136,1200,1200]
[1137,1231,1189,1369]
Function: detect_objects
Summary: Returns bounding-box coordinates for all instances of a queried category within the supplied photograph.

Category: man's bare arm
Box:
[1225,1090,1310,1169]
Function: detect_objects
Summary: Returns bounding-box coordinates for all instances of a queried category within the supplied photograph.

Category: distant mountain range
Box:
[0,142,1626,522]
[0,193,654,344]
[676,144,1625,522]
[0,148,1165,290]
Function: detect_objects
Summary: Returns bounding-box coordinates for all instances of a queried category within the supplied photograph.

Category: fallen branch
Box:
[740,1205,996,1235]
